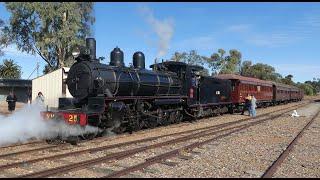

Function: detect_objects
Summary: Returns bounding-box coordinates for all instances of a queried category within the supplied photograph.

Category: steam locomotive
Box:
[41,38,303,141]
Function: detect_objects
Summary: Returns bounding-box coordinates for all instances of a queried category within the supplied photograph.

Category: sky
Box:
[0,2,319,83]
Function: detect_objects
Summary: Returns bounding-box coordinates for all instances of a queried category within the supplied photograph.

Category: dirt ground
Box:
[0,101,26,116]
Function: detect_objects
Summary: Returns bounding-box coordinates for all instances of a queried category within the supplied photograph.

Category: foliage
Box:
[206,49,242,75]
[170,50,209,76]
[304,78,320,94]
[0,18,11,57]
[0,59,21,79]
[3,2,95,73]
[297,82,316,96]
[240,61,282,81]
[170,49,316,97]
[281,74,295,85]
[171,50,206,66]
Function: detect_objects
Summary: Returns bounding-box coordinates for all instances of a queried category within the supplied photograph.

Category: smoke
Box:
[0,103,100,147]
[138,5,174,58]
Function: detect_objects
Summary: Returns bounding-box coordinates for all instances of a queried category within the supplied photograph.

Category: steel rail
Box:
[0,145,58,159]
[0,140,43,149]
[104,104,313,178]
[17,102,309,178]
[261,109,320,178]
[1,102,305,172]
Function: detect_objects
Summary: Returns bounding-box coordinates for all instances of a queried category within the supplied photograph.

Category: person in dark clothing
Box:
[241,94,252,116]
[6,92,17,112]
[26,89,32,104]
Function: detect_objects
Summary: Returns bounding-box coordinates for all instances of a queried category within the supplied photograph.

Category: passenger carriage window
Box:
[257,86,261,92]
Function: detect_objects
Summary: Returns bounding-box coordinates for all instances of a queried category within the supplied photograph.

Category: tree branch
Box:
[33,45,53,67]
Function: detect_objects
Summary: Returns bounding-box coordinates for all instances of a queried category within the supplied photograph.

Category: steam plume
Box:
[139,5,174,58]
[0,104,100,147]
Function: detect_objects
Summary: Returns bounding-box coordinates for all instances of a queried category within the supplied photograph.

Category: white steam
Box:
[0,104,100,147]
[139,5,174,58]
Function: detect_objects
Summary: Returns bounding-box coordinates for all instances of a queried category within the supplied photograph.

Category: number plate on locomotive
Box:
[41,112,56,120]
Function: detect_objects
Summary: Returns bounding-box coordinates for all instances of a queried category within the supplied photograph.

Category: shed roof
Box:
[32,67,70,80]
[0,79,32,87]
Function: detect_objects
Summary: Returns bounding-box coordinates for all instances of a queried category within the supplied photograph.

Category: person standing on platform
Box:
[251,95,257,117]
[6,92,17,112]
[241,94,252,116]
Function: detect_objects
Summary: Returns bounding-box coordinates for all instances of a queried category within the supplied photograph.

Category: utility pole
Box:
[27,61,40,79]
[36,60,39,77]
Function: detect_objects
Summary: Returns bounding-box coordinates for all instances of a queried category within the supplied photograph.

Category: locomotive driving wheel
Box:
[80,131,99,140]
[175,111,183,123]
[45,138,64,145]
[169,111,176,124]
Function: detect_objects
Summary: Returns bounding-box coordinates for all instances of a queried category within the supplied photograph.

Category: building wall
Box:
[32,67,72,108]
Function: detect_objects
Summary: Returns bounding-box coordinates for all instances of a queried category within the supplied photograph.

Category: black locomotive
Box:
[42,38,302,142]
[42,38,232,140]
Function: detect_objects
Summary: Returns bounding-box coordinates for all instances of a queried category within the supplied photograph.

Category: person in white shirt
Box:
[35,92,45,105]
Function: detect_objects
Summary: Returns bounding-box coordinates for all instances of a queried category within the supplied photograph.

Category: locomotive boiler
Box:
[66,38,182,103]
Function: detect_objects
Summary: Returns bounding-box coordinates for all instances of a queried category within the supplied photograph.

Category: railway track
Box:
[261,108,320,178]
[0,140,43,150]
[103,102,319,178]
[1,101,308,178]
[0,101,306,159]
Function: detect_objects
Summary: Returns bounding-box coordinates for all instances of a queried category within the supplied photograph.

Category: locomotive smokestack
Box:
[86,38,96,61]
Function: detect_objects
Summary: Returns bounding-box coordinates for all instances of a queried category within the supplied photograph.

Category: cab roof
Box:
[150,61,204,72]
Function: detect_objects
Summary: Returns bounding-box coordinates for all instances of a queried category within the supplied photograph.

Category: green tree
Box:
[206,49,242,75]
[0,59,21,79]
[170,50,209,76]
[281,74,295,85]
[206,48,225,75]
[3,2,95,73]
[240,61,282,81]
[0,18,11,57]
[297,83,315,96]
[171,52,187,62]
[305,79,319,94]
[240,60,252,76]
[170,50,206,66]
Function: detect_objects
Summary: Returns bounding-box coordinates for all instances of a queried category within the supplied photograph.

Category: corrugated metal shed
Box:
[32,67,72,108]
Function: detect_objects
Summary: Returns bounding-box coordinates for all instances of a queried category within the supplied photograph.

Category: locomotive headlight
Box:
[72,47,81,58]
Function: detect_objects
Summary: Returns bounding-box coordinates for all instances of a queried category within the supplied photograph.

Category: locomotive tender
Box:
[41,38,303,141]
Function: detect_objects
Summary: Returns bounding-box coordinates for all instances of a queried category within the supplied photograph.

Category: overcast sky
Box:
[0,2,319,82]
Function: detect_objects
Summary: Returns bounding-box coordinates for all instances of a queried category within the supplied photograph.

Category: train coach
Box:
[215,74,304,111]
[215,74,274,111]
[272,82,292,104]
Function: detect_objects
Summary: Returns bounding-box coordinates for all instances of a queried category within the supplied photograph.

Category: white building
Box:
[32,67,72,108]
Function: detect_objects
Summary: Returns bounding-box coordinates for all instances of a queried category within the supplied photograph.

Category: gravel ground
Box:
[0,99,316,178]
[273,107,320,178]
[0,101,25,116]
[131,102,320,178]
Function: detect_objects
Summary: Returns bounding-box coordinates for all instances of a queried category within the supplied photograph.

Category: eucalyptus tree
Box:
[3,2,95,73]
[206,49,242,75]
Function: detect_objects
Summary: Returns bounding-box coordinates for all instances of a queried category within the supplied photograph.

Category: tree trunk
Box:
[57,46,64,68]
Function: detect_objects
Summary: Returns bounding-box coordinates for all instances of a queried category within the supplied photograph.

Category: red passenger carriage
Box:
[215,74,274,109]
